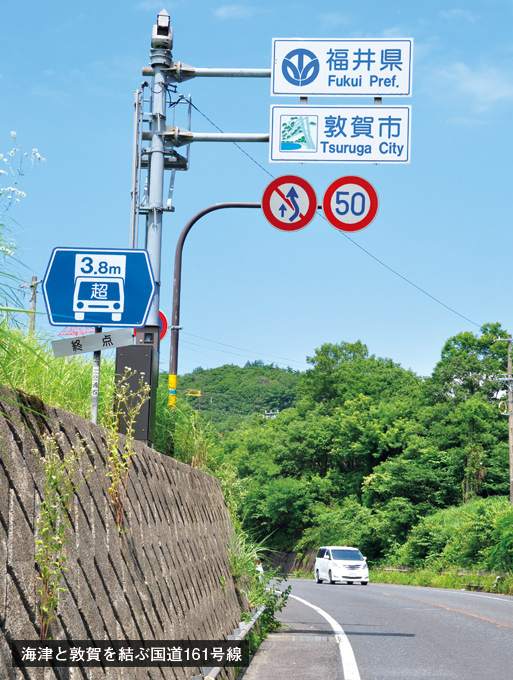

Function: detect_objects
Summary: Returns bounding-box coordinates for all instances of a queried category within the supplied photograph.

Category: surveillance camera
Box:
[152,23,173,49]
[152,11,173,49]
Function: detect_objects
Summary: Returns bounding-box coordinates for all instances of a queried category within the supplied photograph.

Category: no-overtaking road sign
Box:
[262,176,318,231]
[43,248,156,328]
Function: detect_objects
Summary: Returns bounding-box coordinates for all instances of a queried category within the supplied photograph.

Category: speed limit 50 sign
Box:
[322,176,378,232]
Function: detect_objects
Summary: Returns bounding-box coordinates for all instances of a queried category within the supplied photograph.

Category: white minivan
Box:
[314,546,369,585]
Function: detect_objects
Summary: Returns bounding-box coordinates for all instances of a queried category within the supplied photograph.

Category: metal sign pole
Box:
[91,326,102,424]
[129,11,271,436]
[145,14,173,330]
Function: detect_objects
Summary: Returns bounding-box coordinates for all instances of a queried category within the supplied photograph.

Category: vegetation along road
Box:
[244,579,513,680]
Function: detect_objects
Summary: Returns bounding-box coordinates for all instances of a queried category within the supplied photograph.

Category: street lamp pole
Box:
[168,202,260,407]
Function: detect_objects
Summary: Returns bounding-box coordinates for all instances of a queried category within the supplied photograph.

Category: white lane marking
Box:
[382,582,513,605]
[457,592,513,604]
[290,594,361,680]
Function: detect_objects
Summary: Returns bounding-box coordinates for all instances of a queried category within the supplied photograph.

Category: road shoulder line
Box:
[290,593,361,680]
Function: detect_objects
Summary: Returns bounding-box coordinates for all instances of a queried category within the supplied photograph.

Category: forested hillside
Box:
[5,319,512,575]
[173,323,513,573]
[176,360,301,430]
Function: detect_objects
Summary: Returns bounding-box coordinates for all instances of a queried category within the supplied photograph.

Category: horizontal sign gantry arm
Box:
[141,128,269,146]
[142,62,271,81]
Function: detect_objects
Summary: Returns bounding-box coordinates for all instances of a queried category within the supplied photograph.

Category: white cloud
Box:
[381,26,412,39]
[445,115,487,127]
[135,1,181,11]
[214,4,258,19]
[439,9,478,22]
[432,62,513,111]
[318,12,349,28]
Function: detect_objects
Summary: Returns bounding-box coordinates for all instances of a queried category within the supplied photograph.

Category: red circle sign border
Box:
[323,176,379,233]
[134,309,168,341]
[158,310,168,341]
[262,175,318,232]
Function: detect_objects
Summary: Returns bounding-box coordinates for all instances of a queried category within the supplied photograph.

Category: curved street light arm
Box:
[168,202,261,406]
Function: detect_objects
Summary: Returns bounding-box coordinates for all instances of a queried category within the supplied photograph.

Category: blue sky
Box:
[2,0,513,378]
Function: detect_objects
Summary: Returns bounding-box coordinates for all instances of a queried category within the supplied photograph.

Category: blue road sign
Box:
[42,248,156,327]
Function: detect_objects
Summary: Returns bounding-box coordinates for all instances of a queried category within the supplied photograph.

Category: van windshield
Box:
[331,549,363,561]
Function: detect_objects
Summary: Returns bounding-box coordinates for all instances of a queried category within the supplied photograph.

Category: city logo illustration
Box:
[280,115,318,152]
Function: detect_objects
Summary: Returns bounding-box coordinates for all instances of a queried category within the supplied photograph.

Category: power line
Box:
[181,339,305,369]
[190,102,483,332]
[181,332,309,368]
[189,101,274,179]
[337,229,481,328]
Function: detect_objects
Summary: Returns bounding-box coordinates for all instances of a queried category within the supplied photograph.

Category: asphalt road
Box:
[241,579,513,680]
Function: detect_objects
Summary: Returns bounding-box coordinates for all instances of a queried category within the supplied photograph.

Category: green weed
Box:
[35,433,92,640]
[103,368,150,533]
[226,527,290,635]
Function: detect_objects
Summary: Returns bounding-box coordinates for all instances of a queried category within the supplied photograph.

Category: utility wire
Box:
[181,332,309,368]
[189,101,483,332]
[189,101,275,179]
[336,230,481,328]
[181,338,307,369]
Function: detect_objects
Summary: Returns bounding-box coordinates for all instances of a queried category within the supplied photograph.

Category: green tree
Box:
[300,340,369,404]
[425,323,507,404]
[486,508,513,571]
[243,476,313,549]
[299,340,421,409]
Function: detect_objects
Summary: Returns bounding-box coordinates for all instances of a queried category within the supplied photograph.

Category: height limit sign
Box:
[262,175,318,231]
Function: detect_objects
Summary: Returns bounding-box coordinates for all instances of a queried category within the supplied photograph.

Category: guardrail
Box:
[191,605,266,680]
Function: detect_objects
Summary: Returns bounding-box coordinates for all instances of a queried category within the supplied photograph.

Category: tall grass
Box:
[153,380,219,466]
[226,525,290,634]
[370,568,513,595]
[0,328,115,421]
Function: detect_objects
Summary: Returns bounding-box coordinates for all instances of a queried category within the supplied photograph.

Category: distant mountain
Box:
[172,361,302,430]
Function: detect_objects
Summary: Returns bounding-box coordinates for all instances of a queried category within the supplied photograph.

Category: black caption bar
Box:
[12,640,249,667]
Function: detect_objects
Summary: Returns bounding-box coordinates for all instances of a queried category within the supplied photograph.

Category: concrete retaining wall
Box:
[0,387,244,679]
[265,551,317,575]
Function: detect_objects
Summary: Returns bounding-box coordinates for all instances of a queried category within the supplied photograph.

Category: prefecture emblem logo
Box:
[282,48,320,87]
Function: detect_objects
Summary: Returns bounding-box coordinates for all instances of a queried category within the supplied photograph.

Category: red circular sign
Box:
[262,175,318,231]
[134,310,168,341]
[323,176,378,232]
[158,310,168,341]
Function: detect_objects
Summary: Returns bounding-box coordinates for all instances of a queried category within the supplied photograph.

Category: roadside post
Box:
[51,327,134,424]
[91,327,102,425]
